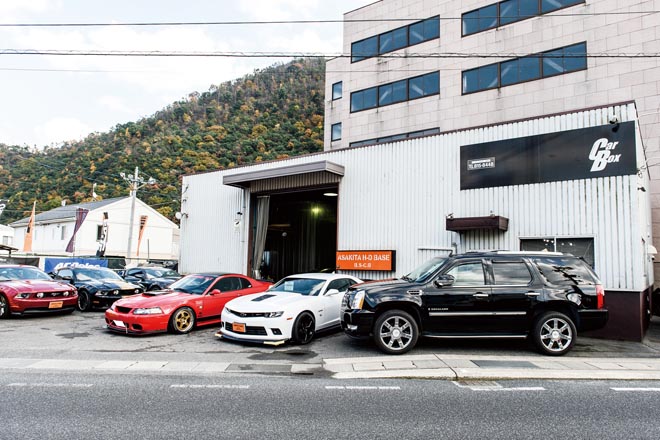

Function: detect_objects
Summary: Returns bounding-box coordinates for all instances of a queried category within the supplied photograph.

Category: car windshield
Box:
[269,277,326,296]
[74,268,124,282]
[145,268,179,278]
[168,275,215,295]
[0,266,52,281]
[403,257,447,282]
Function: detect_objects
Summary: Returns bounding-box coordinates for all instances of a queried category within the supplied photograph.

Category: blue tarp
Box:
[44,257,108,274]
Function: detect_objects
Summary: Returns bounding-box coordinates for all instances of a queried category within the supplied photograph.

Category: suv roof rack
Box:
[464,250,565,256]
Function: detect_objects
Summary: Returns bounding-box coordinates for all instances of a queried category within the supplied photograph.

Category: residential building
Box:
[10,197,179,261]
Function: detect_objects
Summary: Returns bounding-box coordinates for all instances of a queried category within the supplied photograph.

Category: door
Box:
[489,259,539,334]
[201,276,244,320]
[317,278,357,329]
[423,260,493,334]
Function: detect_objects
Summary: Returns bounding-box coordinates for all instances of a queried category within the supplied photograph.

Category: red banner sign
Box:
[336,250,395,271]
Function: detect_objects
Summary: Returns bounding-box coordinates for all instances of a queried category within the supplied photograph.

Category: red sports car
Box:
[0,265,78,318]
[105,272,272,334]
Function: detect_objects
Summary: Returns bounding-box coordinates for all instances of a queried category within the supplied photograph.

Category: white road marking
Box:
[7,383,93,388]
[452,382,544,391]
[170,384,250,389]
[325,385,401,390]
[611,387,660,392]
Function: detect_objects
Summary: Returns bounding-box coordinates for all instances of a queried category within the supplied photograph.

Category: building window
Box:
[332,82,343,100]
[331,123,342,141]
[520,237,594,268]
[351,16,440,62]
[462,0,584,36]
[351,71,439,113]
[462,42,586,94]
[97,225,103,240]
[61,225,67,241]
[349,128,440,148]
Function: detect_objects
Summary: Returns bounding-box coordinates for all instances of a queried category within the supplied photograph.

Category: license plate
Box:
[48,301,63,309]
[232,322,246,333]
[114,321,126,328]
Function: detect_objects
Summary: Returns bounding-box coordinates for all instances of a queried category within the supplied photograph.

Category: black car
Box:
[341,251,608,356]
[52,266,143,312]
[122,266,181,291]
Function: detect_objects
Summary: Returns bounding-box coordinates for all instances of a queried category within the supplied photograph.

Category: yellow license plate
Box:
[49,301,63,309]
[233,323,246,333]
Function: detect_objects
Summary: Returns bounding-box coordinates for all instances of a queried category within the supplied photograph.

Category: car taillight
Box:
[596,284,605,309]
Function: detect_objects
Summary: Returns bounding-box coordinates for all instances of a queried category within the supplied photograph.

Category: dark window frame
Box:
[461,42,587,95]
[351,16,440,63]
[331,81,343,100]
[331,122,342,142]
[349,128,440,148]
[350,71,440,113]
[462,0,584,37]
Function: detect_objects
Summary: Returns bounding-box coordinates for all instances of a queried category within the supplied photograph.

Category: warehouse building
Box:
[180,0,659,340]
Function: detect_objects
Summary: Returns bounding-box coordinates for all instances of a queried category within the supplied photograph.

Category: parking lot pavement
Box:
[1,312,659,380]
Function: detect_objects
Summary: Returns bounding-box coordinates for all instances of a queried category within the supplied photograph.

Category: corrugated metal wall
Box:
[181,103,651,291]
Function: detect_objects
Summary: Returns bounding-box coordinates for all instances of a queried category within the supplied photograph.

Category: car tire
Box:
[373,309,419,355]
[0,294,9,319]
[292,312,315,345]
[532,311,576,356]
[169,307,195,334]
[77,290,92,312]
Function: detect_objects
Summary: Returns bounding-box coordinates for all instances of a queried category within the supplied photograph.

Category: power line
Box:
[1,49,658,58]
[0,11,656,27]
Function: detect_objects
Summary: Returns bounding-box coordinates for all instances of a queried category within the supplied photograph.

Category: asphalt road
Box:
[1,370,659,440]
[1,310,658,366]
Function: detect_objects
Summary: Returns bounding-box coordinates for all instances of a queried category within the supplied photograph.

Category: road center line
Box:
[170,384,250,389]
[325,386,401,390]
[7,383,94,388]
[611,387,660,392]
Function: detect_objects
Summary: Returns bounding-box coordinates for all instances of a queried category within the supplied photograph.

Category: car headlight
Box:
[109,303,117,311]
[350,291,365,310]
[265,311,283,318]
[133,307,163,315]
[17,293,30,299]
[36,292,44,298]
[134,289,140,294]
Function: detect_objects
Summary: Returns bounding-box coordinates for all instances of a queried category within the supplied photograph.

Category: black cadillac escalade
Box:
[341,251,608,356]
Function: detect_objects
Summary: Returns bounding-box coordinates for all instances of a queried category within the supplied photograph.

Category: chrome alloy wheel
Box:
[0,295,7,318]
[378,315,414,351]
[539,317,573,353]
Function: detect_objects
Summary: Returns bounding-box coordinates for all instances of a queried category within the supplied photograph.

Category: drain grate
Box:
[472,360,538,369]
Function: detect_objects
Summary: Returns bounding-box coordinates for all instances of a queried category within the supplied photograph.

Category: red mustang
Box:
[105,272,271,334]
[0,265,78,318]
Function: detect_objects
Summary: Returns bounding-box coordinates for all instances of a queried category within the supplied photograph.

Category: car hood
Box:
[113,290,195,308]
[225,292,315,313]
[0,279,75,293]
[356,278,416,295]
[84,279,140,290]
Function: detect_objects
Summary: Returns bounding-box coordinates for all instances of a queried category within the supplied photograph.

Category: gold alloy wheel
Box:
[171,307,194,333]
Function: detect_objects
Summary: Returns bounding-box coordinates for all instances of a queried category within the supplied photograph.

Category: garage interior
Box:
[254,187,338,282]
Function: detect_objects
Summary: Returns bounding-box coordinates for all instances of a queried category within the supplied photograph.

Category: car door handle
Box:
[473,293,489,298]
[525,291,541,297]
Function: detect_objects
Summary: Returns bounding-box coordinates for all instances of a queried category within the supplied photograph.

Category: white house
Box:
[10,197,179,261]
[0,224,14,248]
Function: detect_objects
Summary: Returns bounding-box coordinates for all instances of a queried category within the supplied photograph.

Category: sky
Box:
[0,0,372,148]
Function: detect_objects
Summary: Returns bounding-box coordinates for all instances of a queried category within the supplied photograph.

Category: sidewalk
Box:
[323,316,660,380]
[1,319,658,381]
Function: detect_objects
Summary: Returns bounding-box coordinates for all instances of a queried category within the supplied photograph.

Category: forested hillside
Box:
[0,57,326,223]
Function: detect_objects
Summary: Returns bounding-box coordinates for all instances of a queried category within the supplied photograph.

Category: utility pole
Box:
[120,167,156,262]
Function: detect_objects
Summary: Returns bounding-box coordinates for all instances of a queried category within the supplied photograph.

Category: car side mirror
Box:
[325,288,340,296]
[60,275,73,282]
[209,289,222,296]
[434,275,455,288]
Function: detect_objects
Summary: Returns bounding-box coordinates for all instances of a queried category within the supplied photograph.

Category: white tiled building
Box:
[325,0,660,277]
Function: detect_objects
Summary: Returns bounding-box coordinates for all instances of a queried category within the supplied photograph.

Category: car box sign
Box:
[336,250,395,271]
[460,122,637,190]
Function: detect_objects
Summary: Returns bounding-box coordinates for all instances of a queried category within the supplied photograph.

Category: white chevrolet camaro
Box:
[217,273,362,345]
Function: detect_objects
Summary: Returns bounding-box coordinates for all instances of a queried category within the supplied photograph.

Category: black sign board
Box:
[460,122,636,190]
